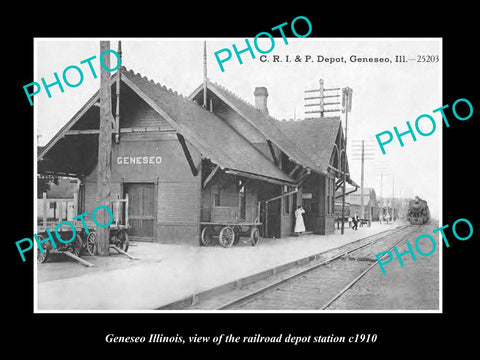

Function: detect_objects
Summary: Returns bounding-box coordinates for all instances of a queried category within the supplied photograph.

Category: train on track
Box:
[407,196,430,225]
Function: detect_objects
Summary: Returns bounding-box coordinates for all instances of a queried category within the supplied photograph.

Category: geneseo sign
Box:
[117,155,162,165]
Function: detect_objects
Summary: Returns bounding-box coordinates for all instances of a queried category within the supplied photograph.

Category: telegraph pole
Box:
[96,41,114,256]
[203,40,208,108]
[340,87,353,234]
[351,139,376,221]
[392,176,395,221]
[375,159,390,224]
[304,79,342,117]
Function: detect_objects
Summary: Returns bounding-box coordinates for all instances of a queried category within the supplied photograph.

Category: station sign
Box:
[116,155,162,165]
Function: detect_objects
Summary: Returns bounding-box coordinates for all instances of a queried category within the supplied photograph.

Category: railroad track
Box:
[216,224,425,310]
[163,224,424,311]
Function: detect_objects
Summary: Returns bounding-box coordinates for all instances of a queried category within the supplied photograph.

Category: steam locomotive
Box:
[407,196,430,225]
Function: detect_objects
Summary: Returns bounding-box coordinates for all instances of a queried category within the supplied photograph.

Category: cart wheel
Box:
[36,235,49,263]
[233,227,240,245]
[69,234,83,257]
[117,230,130,252]
[86,231,96,256]
[200,226,215,246]
[218,226,235,248]
[250,227,260,246]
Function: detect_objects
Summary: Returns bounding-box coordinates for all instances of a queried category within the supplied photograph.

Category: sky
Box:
[34,38,442,219]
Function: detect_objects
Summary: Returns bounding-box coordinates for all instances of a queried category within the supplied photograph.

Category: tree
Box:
[37,174,58,198]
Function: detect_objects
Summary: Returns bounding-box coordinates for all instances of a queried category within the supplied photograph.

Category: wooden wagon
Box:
[36,194,131,264]
[77,195,131,256]
[200,204,261,247]
[200,222,261,247]
[37,194,88,264]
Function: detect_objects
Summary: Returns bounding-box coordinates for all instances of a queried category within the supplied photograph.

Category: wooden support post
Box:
[63,251,95,267]
[125,193,129,227]
[203,165,219,188]
[256,201,261,223]
[319,79,324,117]
[265,201,269,238]
[288,164,300,177]
[109,245,139,260]
[295,168,311,185]
[177,133,199,176]
[267,140,279,167]
[114,41,122,143]
[57,200,63,224]
[113,197,120,227]
[96,41,113,256]
[73,192,78,218]
[42,192,47,227]
[203,41,208,108]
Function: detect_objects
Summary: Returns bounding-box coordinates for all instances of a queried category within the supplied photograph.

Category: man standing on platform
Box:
[352,212,359,230]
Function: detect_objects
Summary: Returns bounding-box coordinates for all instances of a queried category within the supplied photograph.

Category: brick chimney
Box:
[254,86,269,115]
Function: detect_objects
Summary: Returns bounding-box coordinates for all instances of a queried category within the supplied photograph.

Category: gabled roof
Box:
[277,118,341,174]
[189,81,323,173]
[345,193,372,206]
[39,67,295,185]
[277,118,357,186]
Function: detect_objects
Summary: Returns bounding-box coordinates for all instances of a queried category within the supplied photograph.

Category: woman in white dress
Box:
[294,206,305,233]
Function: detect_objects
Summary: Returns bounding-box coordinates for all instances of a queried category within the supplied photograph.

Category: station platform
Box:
[36,221,405,311]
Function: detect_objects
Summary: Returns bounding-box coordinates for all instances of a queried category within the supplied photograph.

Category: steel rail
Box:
[216,224,412,310]
[320,225,425,310]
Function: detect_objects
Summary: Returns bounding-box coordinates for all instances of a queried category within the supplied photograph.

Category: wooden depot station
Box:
[38,63,357,247]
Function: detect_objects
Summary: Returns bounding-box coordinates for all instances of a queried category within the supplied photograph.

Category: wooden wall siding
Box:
[300,173,335,235]
[157,182,199,224]
[246,186,259,222]
[280,192,294,237]
[318,174,326,217]
[121,83,174,130]
[317,175,327,234]
[219,180,238,207]
[124,103,172,129]
[297,173,324,234]
[215,105,267,144]
[210,204,258,223]
[211,206,239,222]
[324,216,335,234]
[112,138,200,182]
[202,176,260,224]
[82,178,121,222]
[80,131,202,243]
[200,185,211,222]
[155,225,199,245]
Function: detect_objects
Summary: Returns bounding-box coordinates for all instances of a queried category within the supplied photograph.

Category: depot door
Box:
[124,183,155,241]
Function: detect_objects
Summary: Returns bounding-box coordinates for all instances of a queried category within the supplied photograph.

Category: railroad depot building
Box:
[344,187,380,221]
[38,67,357,245]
